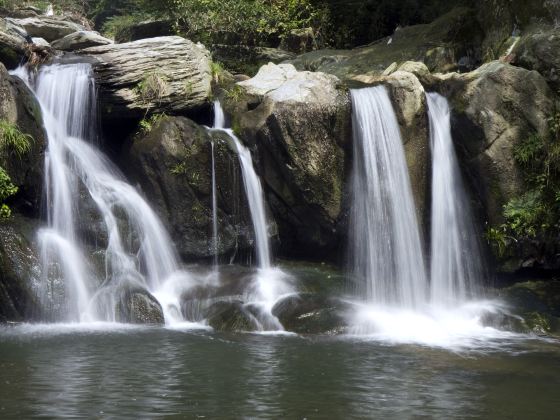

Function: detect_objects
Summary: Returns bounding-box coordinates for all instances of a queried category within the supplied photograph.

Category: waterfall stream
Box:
[427,92,483,306]
[15,63,193,324]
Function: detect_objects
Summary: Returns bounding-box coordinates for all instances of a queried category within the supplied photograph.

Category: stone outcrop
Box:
[228,63,351,260]
[6,16,85,42]
[81,36,212,120]
[51,30,112,51]
[0,18,29,68]
[121,116,253,261]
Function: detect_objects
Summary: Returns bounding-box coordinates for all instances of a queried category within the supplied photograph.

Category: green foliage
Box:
[101,13,147,38]
[0,167,17,219]
[138,113,167,135]
[487,107,560,256]
[210,61,225,84]
[170,161,187,175]
[134,71,169,106]
[225,85,246,104]
[0,120,33,159]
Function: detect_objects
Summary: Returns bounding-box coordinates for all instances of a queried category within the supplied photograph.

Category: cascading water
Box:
[210,102,292,330]
[349,86,428,308]
[348,86,507,347]
[16,63,193,324]
[210,141,218,269]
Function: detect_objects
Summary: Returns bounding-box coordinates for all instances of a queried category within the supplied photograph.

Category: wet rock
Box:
[0,18,29,69]
[0,215,41,322]
[0,63,47,215]
[122,116,253,261]
[272,293,349,334]
[81,36,212,120]
[6,16,85,42]
[115,288,164,325]
[51,30,112,51]
[229,63,351,260]
[206,300,259,332]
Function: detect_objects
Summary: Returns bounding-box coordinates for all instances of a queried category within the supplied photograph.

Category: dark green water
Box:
[1,325,559,419]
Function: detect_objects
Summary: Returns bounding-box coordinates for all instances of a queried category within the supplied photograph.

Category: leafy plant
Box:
[0,119,33,159]
[134,71,170,106]
[137,113,167,135]
[225,85,246,103]
[0,167,18,219]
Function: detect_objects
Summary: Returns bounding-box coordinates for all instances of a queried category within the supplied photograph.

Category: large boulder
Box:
[121,115,253,261]
[51,30,112,51]
[229,63,351,260]
[114,19,174,44]
[0,215,41,322]
[81,36,212,120]
[6,16,85,42]
[513,25,560,94]
[429,61,555,236]
[0,18,29,69]
[0,63,46,215]
[288,7,484,80]
[115,288,164,325]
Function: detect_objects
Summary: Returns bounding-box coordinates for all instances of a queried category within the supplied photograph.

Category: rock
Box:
[271,293,349,334]
[279,27,316,54]
[0,18,29,69]
[0,215,41,322]
[211,44,296,75]
[230,63,351,260]
[0,63,46,215]
[497,280,560,336]
[513,25,560,93]
[114,19,174,43]
[431,61,555,230]
[206,300,259,332]
[288,8,484,80]
[396,61,431,78]
[121,116,253,261]
[115,288,164,324]
[6,16,85,42]
[51,30,112,51]
[81,36,212,120]
[31,37,50,47]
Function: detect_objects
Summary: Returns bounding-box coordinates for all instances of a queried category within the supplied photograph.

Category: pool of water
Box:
[1,324,559,418]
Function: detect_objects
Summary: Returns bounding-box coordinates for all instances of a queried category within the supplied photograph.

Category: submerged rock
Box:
[0,215,41,322]
[6,16,85,42]
[115,288,164,325]
[206,300,259,332]
[229,63,351,260]
[122,116,253,261]
[81,36,212,120]
[51,30,112,51]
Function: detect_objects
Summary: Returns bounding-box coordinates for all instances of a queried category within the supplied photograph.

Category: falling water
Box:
[427,92,483,305]
[349,86,428,308]
[17,63,191,323]
[210,141,218,268]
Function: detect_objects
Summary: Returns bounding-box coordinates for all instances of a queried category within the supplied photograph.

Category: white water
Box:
[349,86,428,308]
[211,102,293,330]
[427,92,483,306]
[210,141,218,268]
[348,86,507,347]
[16,64,195,324]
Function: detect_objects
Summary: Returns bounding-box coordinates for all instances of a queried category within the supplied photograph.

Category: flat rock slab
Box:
[6,16,85,42]
[81,36,212,118]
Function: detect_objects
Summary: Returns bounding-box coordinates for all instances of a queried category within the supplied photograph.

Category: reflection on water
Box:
[1,326,559,418]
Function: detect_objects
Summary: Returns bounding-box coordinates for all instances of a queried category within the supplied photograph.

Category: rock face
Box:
[0,216,41,322]
[122,116,253,261]
[0,18,29,68]
[51,30,112,51]
[430,61,555,229]
[288,8,483,80]
[0,64,46,215]
[230,63,351,260]
[513,25,560,93]
[81,36,212,120]
[6,16,85,42]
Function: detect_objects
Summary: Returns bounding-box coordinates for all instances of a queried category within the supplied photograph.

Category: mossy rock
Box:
[206,300,259,332]
[115,288,164,325]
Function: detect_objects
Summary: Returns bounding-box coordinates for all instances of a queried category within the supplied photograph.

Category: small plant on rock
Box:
[134,71,170,106]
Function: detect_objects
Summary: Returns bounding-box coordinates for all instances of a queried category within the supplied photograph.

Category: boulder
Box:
[51,30,112,51]
[0,63,47,216]
[513,25,560,93]
[229,63,351,260]
[430,62,555,230]
[0,18,29,69]
[6,16,85,42]
[121,115,253,261]
[114,19,174,44]
[211,44,295,75]
[287,7,484,80]
[31,37,50,47]
[81,36,212,120]
[0,215,41,322]
[115,288,164,324]
[206,300,259,332]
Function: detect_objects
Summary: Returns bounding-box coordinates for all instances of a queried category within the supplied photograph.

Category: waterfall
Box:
[349,86,428,308]
[427,92,482,305]
[210,141,218,268]
[17,63,191,323]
